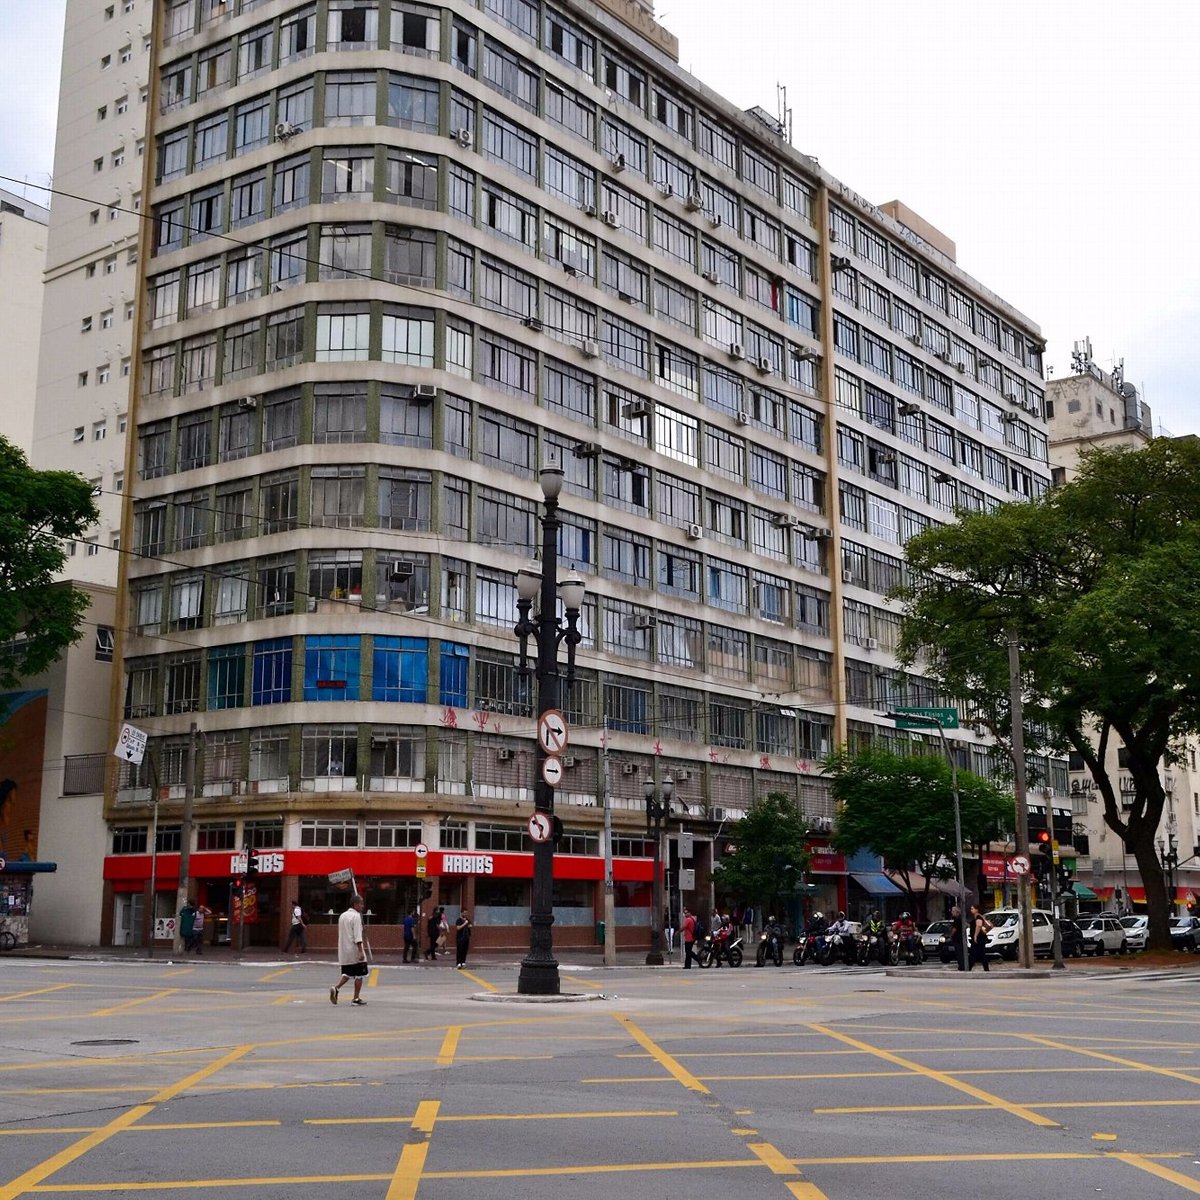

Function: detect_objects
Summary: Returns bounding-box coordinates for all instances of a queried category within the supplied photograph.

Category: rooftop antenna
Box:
[776,83,793,146]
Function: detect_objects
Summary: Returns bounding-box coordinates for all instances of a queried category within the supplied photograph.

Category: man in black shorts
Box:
[330,895,368,1006]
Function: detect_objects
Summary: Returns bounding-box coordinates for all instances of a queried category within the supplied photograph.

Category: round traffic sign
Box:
[537,709,569,755]
[528,812,553,843]
[1010,854,1030,876]
[414,843,428,859]
[0,856,6,872]
[541,755,564,787]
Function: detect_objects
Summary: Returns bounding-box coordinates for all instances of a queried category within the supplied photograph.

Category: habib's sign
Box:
[441,854,494,875]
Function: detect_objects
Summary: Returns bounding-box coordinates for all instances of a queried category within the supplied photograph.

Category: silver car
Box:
[1119,915,1148,951]
[1078,915,1129,955]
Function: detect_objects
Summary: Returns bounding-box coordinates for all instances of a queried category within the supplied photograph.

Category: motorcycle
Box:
[896,931,924,965]
[859,928,893,965]
[793,930,832,966]
[757,928,785,967]
[697,927,744,968]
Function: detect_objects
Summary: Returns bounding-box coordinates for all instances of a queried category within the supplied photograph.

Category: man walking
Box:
[402,907,418,963]
[330,895,368,1006]
[682,907,697,969]
[283,899,307,954]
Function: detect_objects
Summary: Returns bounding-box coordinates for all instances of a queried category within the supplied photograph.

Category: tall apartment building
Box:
[31,0,153,578]
[99,0,1054,949]
[0,188,50,453]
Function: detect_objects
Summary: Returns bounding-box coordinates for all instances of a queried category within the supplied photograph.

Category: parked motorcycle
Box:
[758,927,785,967]
[697,927,744,968]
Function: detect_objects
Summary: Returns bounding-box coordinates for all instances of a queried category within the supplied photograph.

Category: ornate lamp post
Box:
[1159,834,1179,917]
[642,775,675,965]
[514,464,585,996]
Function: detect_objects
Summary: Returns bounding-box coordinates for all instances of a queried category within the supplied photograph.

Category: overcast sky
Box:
[1,0,1196,433]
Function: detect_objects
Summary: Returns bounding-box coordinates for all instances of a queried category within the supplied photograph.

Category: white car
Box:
[1078,915,1129,955]
[1119,915,1148,951]
[984,908,1055,959]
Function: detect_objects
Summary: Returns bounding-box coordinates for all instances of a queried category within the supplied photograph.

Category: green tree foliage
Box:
[827,746,1013,920]
[0,437,98,694]
[895,437,1200,948]
[713,792,811,919]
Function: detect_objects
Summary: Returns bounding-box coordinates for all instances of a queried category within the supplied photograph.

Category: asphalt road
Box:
[2,953,1200,1198]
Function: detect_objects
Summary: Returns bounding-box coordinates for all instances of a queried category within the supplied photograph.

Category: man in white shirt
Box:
[330,895,368,1006]
[284,899,307,954]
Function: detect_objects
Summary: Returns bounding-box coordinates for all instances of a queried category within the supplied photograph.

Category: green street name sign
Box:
[893,706,960,730]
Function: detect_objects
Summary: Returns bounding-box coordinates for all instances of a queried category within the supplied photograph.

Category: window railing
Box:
[63,754,107,796]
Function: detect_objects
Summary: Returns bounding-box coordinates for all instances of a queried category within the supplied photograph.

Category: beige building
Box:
[0,188,50,453]
[30,0,1057,946]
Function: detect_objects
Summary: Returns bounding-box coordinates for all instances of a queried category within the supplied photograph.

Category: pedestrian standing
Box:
[178,899,197,953]
[968,904,991,972]
[946,905,965,970]
[454,911,472,968]
[190,903,210,954]
[402,908,418,963]
[682,907,697,969]
[283,899,307,954]
[438,907,449,954]
[742,904,755,940]
[330,895,368,1005]
[425,905,441,960]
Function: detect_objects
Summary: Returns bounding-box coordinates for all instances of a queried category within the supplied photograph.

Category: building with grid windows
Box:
[99,0,1055,949]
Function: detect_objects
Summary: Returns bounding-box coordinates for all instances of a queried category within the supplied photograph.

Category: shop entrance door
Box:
[113,894,143,946]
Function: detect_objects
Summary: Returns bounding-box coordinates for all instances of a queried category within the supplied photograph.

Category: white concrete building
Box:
[0,188,50,453]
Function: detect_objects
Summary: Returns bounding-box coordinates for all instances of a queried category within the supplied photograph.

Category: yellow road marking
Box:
[162,969,193,978]
[613,1015,709,1094]
[90,990,179,1018]
[807,1023,1058,1128]
[307,1109,679,1126]
[748,1141,800,1174]
[368,968,380,989]
[384,1099,439,1200]
[437,1026,461,1067]
[1017,1033,1200,1086]
[584,1070,912,1084]
[257,967,292,982]
[562,974,604,990]
[151,1045,256,1104]
[0,984,75,1003]
[1093,1133,1118,1141]
[458,968,496,993]
[818,1098,1200,1115]
[1112,1152,1200,1194]
[270,994,294,1006]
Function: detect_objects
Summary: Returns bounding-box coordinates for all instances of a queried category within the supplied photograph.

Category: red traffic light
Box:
[1036,830,1051,843]
[1035,830,1053,854]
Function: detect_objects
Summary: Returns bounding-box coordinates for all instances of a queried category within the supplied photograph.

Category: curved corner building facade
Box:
[107,0,1056,949]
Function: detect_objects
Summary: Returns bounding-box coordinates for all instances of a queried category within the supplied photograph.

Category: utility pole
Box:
[173,723,198,955]
[601,717,617,967]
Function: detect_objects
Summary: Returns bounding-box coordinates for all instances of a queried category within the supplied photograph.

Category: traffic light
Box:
[1032,830,1052,880]
[244,846,259,878]
[1057,863,1073,895]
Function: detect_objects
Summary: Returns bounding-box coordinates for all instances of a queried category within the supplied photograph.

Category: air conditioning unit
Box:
[831,255,851,270]
[623,614,657,631]
[686,522,703,540]
[864,636,879,650]
[274,121,300,141]
[813,527,833,540]
[709,214,722,228]
[701,270,720,284]
[609,152,626,172]
[728,341,746,360]
[841,569,855,583]
[623,399,650,419]
[583,204,598,218]
[898,401,921,416]
[452,127,472,147]
[1004,392,1018,403]
[412,383,438,401]
[772,512,795,528]
[1040,786,1054,799]
[1001,411,1020,423]
[656,182,673,197]
[908,333,922,347]
[391,560,415,578]
[955,361,967,373]
[875,450,896,464]
[712,807,727,822]
[581,340,599,358]
[621,763,638,776]
[522,316,544,331]
[561,754,576,768]
[735,410,750,426]
[602,210,620,227]
[675,770,691,782]
[236,395,257,409]
[573,440,601,458]
[937,351,952,363]
[754,357,773,374]
[685,191,704,211]
[497,748,514,761]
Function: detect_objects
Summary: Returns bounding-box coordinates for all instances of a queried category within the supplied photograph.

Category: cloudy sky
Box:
[1,1,1196,433]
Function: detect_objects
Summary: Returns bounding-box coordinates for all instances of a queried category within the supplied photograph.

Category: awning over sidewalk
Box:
[1071,881,1098,900]
[850,872,904,897]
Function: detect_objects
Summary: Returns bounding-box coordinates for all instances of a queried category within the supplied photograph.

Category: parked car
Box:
[984,908,1055,959]
[921,919,956,962]
[1057,918,1086,958]
[1170,916,1200,951]
[1077,915,1129,955]
[1119,915,1149,952]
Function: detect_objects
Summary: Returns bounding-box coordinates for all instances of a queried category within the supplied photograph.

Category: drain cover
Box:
[71,1039,139,1046]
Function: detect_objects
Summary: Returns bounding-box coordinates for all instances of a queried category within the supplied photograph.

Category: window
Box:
[372,637,428,702]
[303,636,361,701]
[379,469,432,530]
[324,71,375,125]
[380,306,434,364]
[392,3,439,55]
[328,1,378,48]
[322,148,375,201]
[310,465,365,528]
[316,307,370,361]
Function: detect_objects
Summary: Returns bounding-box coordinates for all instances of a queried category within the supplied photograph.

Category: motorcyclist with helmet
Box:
[864,909,887,961]
[828,911,853,937]
[891,911,920,960]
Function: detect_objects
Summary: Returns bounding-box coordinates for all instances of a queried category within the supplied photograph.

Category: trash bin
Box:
[596,920,605,945]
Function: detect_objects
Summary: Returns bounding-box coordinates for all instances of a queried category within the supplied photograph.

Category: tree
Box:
[895,438,1200,949]
[712,793,810,921]
[0,437,98,696]
[827,746,1013,920]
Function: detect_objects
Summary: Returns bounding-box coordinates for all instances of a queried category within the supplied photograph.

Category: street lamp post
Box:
[643,776,675,966]
[514,464,585,996]
[1159,835,1179,917]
